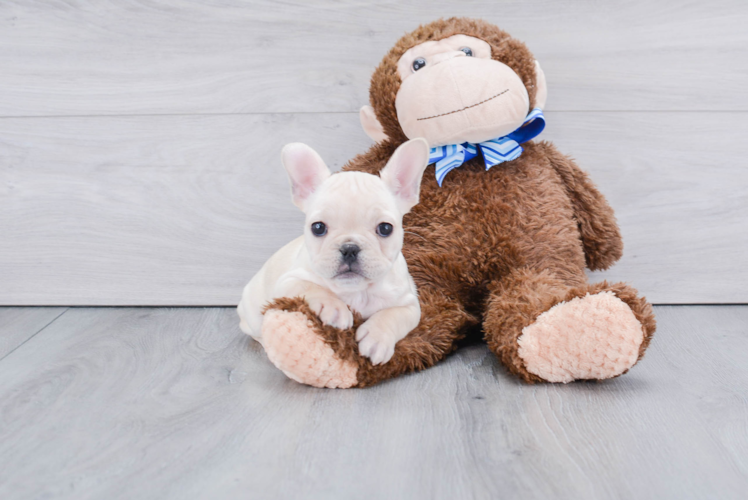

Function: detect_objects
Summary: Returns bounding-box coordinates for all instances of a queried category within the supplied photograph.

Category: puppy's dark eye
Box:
[311,222,327,236]
[460,47,473,57]
[377,222,393,237]
[412,58,426,72]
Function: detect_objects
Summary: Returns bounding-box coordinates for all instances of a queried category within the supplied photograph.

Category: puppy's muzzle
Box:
[340,243,361,265]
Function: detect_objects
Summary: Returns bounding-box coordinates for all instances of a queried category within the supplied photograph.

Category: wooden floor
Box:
[0,306,746,499]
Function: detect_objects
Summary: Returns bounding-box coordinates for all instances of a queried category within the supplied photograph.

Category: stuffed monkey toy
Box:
[259,17,656,388]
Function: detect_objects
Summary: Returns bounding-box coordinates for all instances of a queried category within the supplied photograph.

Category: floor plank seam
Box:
[0,308,69,363]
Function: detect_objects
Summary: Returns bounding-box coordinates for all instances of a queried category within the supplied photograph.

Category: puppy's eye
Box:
[412,58,426,72]
[376,222,393,237]
[460,47,473,57]
[310,222,327,236]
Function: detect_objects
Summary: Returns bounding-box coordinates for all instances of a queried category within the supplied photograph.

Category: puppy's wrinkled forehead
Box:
[308,172,398,223]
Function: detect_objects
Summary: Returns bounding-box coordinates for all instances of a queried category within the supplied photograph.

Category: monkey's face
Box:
[394,35,530,147]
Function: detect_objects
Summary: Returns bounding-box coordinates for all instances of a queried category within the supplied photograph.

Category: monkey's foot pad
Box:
[262,308,358,388]
[517,291,645,383]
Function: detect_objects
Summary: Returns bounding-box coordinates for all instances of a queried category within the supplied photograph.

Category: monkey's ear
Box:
[360,105,388,143]
[534,61,548,110]
[380,138,430,213]
[280,143,331,210]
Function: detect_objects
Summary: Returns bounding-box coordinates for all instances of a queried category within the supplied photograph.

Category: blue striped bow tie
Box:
[428,108,546,186]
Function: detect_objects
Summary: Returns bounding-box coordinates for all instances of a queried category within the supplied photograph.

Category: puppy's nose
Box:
[340,244,361,264]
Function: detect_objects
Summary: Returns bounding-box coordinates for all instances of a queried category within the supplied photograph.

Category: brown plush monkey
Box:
[260,18,656,388]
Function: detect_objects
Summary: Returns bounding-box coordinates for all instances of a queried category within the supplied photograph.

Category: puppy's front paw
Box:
[306,295,354,330]
[356,323,396,365]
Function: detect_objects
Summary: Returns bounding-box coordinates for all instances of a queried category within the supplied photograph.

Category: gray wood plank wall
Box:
[1,1,746,305]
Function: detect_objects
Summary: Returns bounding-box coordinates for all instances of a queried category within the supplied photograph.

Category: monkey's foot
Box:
[517,291,646,383]
[262,299,359,389]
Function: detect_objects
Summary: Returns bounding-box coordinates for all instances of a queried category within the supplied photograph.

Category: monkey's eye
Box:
[460,47,473,57]
[377,222,394,237]
[412,58,426,72]
[311,222,327,236]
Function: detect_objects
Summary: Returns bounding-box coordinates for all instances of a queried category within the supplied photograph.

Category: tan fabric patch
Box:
[262,310,358,389]
[517,291,644,383]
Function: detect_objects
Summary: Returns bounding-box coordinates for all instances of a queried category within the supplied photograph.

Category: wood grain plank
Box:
[0,0,746,116]
[0,306,745,499]
[1,111,745,305]
[648,306,748,481]
[547,112,748,300]
[0,113,362,305]
[0,307,66,359]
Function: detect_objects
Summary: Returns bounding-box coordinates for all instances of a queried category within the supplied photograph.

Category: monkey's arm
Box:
[274,275,355,331]
[539,141,623,271]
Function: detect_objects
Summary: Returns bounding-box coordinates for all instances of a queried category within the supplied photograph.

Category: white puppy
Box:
[238,138,430,365]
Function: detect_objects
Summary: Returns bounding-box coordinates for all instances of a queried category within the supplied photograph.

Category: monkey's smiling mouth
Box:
[416,89,509,121]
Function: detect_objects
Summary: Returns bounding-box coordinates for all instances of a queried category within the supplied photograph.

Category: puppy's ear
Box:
[380,138,430,213]
[281,143,331,210]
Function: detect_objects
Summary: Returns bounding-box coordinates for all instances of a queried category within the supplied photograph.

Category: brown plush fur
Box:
[265,293,476,388]
[264,17,656,386]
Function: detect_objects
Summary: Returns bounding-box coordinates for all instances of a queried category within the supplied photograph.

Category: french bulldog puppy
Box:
[238,138,430,365]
